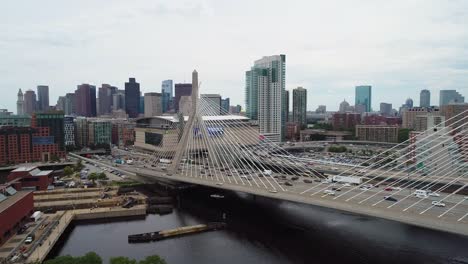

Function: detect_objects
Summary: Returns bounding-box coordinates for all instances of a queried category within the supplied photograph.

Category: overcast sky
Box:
[1,0,467,113]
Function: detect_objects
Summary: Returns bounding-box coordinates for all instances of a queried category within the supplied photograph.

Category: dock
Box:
[128,222,226,243]
[23,205,147,263]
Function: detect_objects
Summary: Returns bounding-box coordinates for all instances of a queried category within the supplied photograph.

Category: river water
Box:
[49,187,468,264]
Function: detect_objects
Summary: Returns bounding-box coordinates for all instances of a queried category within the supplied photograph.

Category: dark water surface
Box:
[50,187,468,264]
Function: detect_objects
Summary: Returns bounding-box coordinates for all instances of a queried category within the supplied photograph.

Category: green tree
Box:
[44,252,102,264]
[110,256,137,264]
[98,172,108,180]
[139,255,167,264]
[88,172,98,182]
[398,128,411,143]
[64,166,74,176]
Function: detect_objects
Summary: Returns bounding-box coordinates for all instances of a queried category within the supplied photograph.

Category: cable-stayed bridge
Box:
[132,71,468,236]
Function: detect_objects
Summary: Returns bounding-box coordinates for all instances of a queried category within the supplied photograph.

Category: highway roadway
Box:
[69,153,468,237]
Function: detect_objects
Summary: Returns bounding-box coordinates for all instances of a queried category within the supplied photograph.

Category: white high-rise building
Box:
[245,55,286,142]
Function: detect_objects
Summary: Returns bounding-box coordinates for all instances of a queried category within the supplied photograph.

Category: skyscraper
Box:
[174,83,192,112]
[64,93,75,115]
[284,90,289,122]
[112,90,126,111]
[17,89,24,115]
[23,90,37,115]
[245,54,286,142]
[98,84,117,116]
[355,85,372,112]
[439,90,465,106]
[161,80,173,113]
[292,87,307,128]
[144,93,162,117]
[125,78,140,118]
[221,98,230,114]
[37,85,49,111]
[420,89,431,108]
[75,84,97,117]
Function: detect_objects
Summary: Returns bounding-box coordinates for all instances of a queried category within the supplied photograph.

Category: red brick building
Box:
[112,122,135,146]
[0,126,65,166]
[363,115,401,126]
[332,113,361,130]
[7,166,54,191]
[285,122,300,141]
[0,186,34,246]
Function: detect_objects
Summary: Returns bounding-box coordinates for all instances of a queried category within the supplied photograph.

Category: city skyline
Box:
[1,1,468,113]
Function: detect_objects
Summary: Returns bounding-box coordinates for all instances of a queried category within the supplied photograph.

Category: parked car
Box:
[323,190,336,196]
[431,201,446,207]
[384,187,393,191]
[383,196,397,202]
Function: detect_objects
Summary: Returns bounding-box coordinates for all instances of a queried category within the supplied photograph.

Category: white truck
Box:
[332,175,362,185]
[30,211,43,222]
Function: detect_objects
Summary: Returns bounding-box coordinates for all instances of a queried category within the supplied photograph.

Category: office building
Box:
[75,84,97,117]
[64,116,75,147]
[355,125,399,143]
[201,94,222,115]
[56,96,66,112]
[75,117,89,147]
[415,115,445,132]
[23,90,37,115]
[221,98,230,115]
[380,103,392,116]
[98,84,117,116]
[112,90,125,111]
[420,89,431,108]
[144,92,163,117]
[174,83,192,112]
[355,85,372,112]
[440,90,465,106]
[332,113,361,130]
[402,107,440,130]
[139,96,144,115]
[245,55,286,142]
[0,126,64,166]
[292,87,307,128]
[88,120,112,145]
[32,111,65,151]
[162,80,173,113]
[64,93,75,115]
[125,78,140,118]
[37,85,49,111]
[16,89,24,115]
[440,103,468,132]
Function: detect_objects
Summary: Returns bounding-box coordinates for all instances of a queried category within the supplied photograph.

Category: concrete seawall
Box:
[26,205,147,263]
